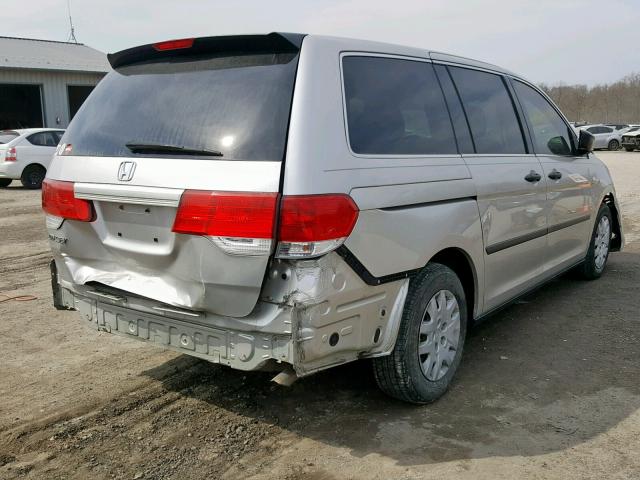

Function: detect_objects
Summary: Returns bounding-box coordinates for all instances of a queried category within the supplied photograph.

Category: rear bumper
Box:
[0,161,22,179]
[53,278,293,372]
[50,252,409,376]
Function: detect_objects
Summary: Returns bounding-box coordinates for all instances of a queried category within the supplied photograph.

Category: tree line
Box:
[539,72,640,124]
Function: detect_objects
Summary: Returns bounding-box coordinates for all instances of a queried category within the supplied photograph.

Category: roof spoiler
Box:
[108,32,306,69]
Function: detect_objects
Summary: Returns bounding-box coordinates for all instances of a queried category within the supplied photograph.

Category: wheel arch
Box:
[21,162,47,176]
[601,191,623,252]
[428,247,479,321]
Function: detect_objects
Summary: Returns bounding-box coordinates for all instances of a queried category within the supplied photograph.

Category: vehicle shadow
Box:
[143,250,640,466]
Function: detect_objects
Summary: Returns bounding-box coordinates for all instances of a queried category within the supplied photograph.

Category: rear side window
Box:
[0,131,19,144]
[28,131,60,147]
[342,56,456,155]
[433,64,474,154]
[62,53,299,161]
[449,67,526,154]
[513,81,573,156]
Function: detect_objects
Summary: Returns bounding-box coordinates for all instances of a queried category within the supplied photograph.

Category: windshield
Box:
[0,131,19,144]
[62,53,299,161]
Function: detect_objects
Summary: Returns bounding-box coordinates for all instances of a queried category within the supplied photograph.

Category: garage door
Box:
[0,84,44,130]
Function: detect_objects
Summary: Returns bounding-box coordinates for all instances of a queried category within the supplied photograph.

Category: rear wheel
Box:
[608,139,620,151]
[0,178,12,188]
[20,165,46,189]
[579,203,612,280]
[373,263,467,404]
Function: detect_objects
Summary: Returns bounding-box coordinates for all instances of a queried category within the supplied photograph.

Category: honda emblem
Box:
[117,161,136,182]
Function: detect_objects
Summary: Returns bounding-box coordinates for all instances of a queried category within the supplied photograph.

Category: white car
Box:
[575,124,621,151]
[621,129,640,151]
[0,128,65,188]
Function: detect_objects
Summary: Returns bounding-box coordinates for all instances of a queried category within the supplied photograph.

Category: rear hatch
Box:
[46,34,303,317]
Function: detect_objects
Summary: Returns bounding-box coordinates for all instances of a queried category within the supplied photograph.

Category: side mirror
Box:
[547,136,571,156]
[576,129,595,155]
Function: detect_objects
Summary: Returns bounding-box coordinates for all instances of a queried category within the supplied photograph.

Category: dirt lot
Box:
[1,151,639,480]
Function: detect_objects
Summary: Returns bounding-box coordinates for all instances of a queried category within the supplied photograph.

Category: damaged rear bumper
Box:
[53,278,293,372]
[50,252,409,376]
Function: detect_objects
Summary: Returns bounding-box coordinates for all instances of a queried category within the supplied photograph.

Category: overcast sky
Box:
[3,0,639,86]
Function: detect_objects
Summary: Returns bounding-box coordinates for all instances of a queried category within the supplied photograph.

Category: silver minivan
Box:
[44,33,623,403]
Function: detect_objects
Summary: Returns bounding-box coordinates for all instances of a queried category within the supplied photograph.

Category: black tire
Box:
[608,139,620,151]
[624,147,634,152]
[20,164,46,189]
[373,263,468,404]
[579,203,612,280]
[0,178,12,188]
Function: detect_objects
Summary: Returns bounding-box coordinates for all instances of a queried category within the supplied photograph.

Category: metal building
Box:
[0,36,109,130]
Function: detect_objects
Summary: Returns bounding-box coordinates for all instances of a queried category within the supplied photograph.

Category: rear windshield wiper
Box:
[125,142,223,157]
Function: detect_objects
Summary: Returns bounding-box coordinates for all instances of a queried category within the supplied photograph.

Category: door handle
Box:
[548,169,562,180]
[524,170,542,183]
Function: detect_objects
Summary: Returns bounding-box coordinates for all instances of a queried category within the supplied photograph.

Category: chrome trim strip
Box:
[74,183,183,207]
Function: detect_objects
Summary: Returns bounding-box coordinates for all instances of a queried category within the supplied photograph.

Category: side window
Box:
[53,131,64,143]
[433,64,474,154]
[448,67,526,154]
[513,81,573,156]
[28,132,58,147]
[342,56,456,155]
[587,127,598,134]
[602,127,613,134]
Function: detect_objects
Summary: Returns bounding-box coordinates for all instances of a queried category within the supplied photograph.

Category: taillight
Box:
[172,191,278,256]
[42,179,95,222]
[5,147,17,162]
[172,191,359,258]
[276,194,359,258]
[153,38,195,51]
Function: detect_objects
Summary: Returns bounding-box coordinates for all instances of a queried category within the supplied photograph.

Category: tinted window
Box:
[27,132,59,147]
[342,56,456,155]
[433,64,474,154]
[513,81,573,156]
[602,126,613,133]
[586,127,599,134]
[63,53,299,161]
[449,67,525,154]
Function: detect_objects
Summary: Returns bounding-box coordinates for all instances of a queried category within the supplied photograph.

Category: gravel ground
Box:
[1,151,639,480]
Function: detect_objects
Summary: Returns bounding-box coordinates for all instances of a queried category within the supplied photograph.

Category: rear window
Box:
[0,131,19,144]
[342,56,456,155]
[62,53,299,161]
[28,131,62,147]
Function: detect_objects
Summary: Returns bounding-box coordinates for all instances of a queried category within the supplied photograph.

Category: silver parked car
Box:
[577,124,622,150]
[44,34,623,404]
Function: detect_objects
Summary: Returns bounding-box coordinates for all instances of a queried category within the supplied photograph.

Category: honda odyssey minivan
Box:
[44,33,623,403]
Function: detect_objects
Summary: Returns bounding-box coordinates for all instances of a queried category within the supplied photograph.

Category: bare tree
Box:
[540,73,640,123]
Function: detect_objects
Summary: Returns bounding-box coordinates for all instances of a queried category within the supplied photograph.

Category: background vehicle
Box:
[0,128,65,188]
[576,124,621,150]
[44,34,623,404]
[622,130,640,151]
[605,123,629,131]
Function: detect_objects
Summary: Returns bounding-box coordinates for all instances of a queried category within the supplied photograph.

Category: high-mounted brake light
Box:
[42,179,95,223]
[5,147,17,162]
[172,191,359,258]
[153,38,195,51]
[276,194,359,258]
[172,190,278,256]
